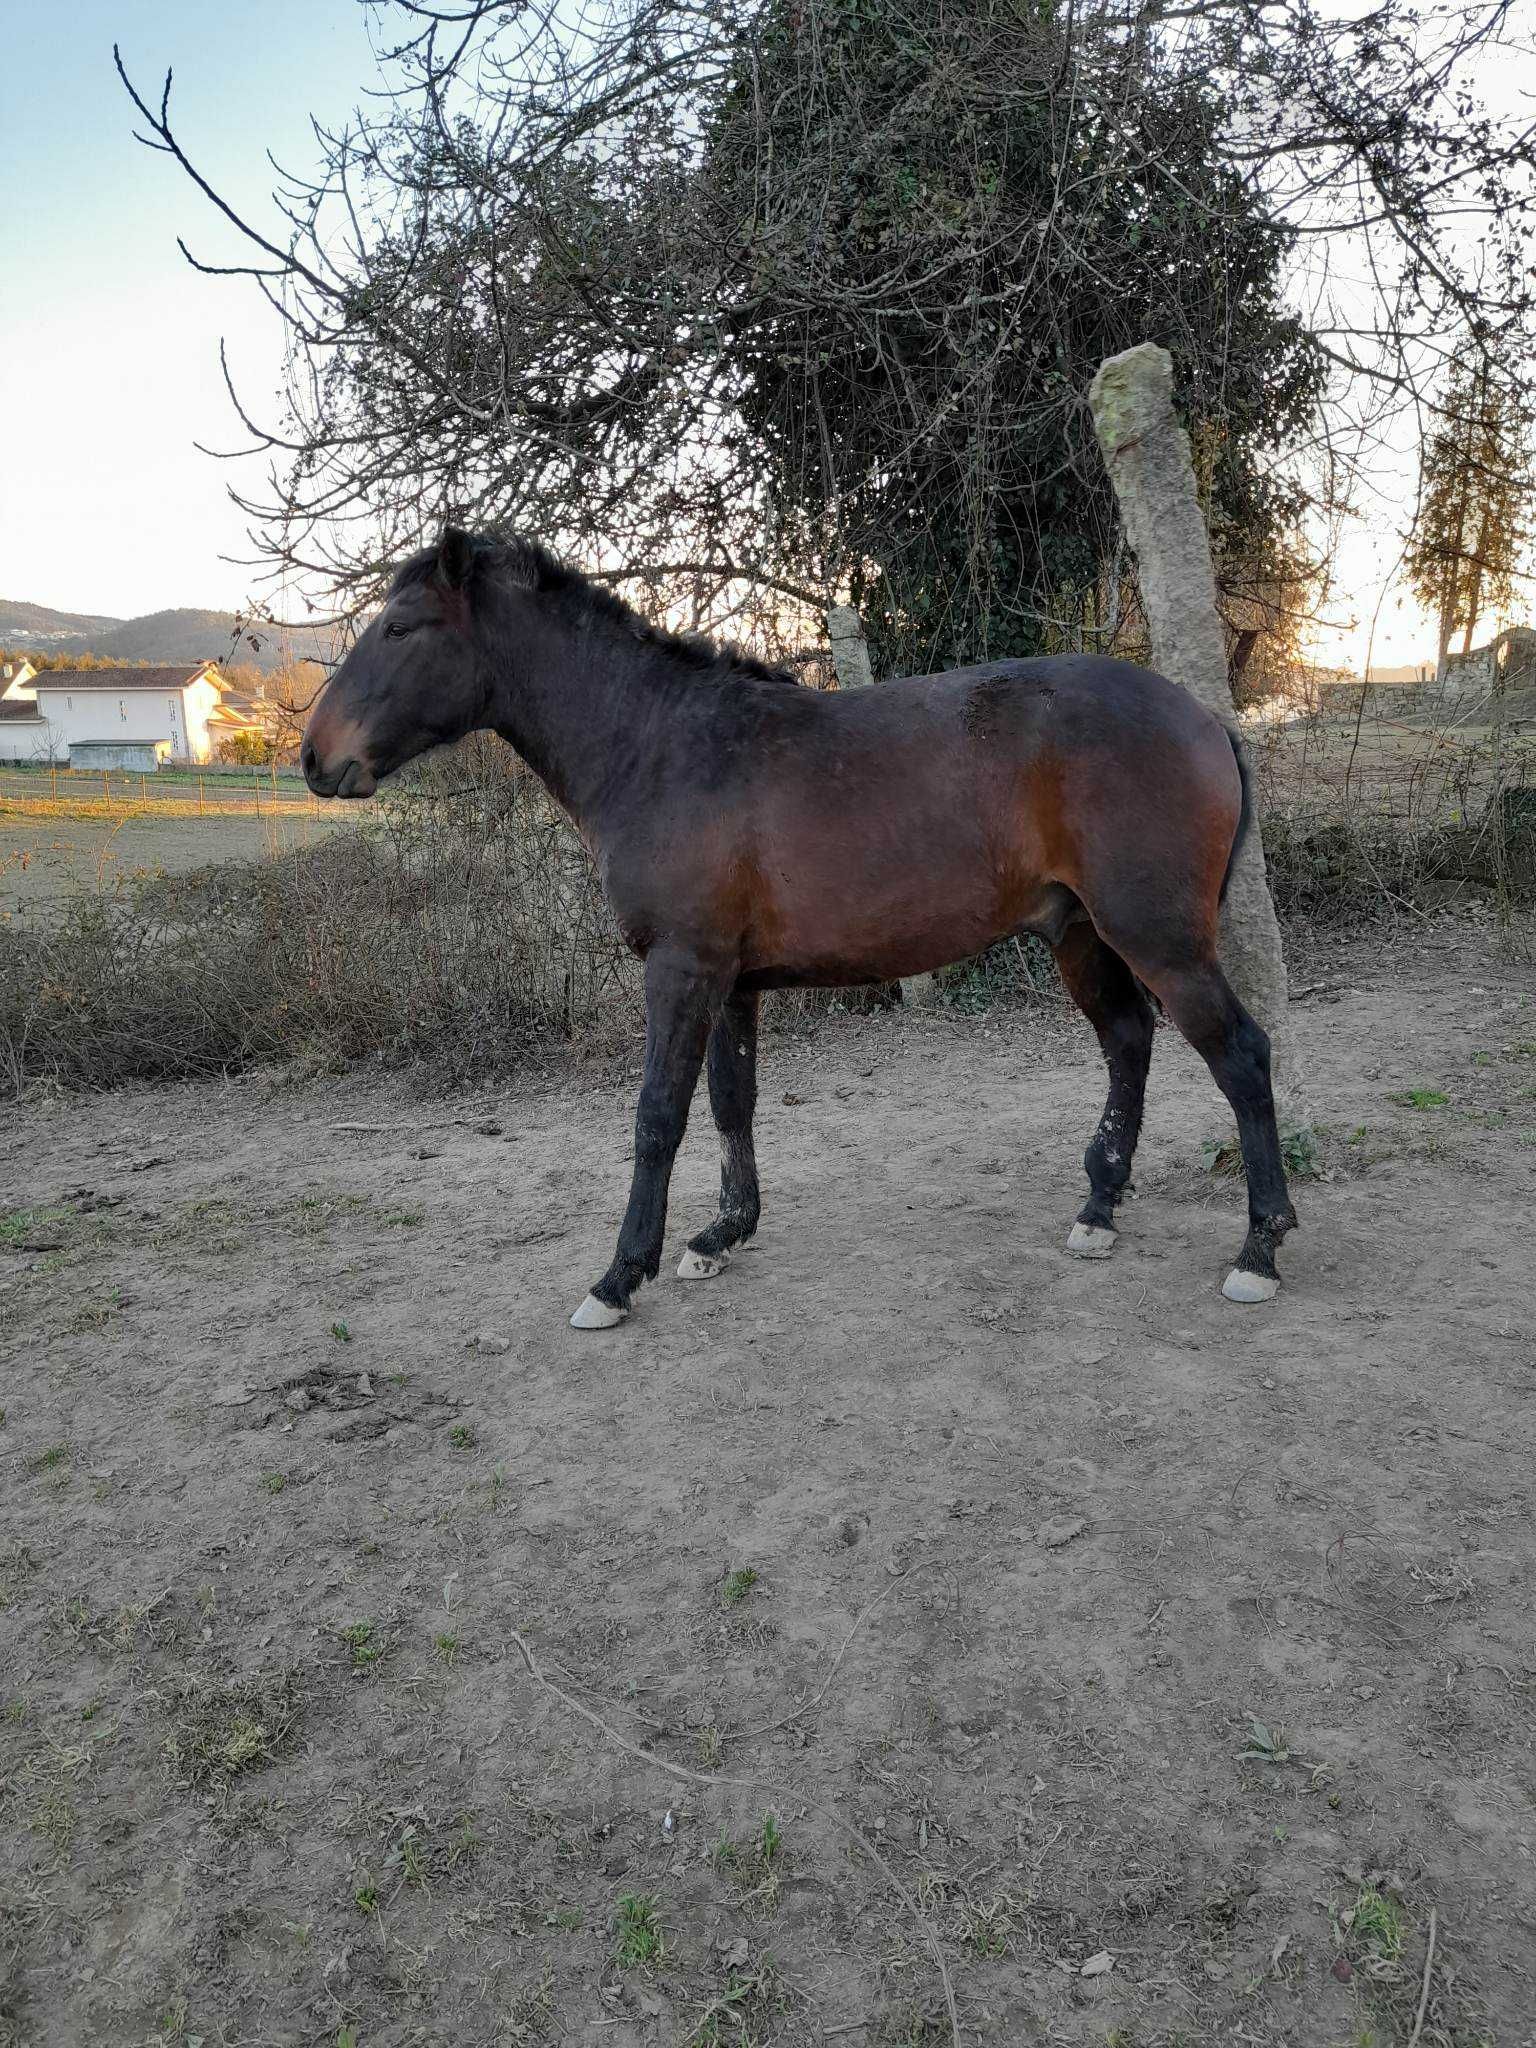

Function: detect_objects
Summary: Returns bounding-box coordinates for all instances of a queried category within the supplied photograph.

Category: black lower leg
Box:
[687,987,761,1260]
[591,956,718,1312]
[1055,927,1155,1234]
[1210,1007,1297,1280]
[1162,967,1296,1285]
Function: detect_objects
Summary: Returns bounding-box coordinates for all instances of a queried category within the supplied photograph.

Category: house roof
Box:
[32,664,223,694]
[0,702,45,723]
[208,692,263,725]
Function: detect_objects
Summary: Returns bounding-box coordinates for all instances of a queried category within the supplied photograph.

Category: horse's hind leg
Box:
[678,986,761,1281]
[1054,924,1155,1260]
[1142,955,1296,1302]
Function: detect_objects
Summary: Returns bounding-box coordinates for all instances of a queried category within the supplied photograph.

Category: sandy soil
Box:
[2,916,1533,2047]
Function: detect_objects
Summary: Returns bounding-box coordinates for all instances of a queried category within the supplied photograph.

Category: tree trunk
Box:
[1228,627,1260,698]
[1087,342,1304,1121]
[1461,534,1484,657]
[824,603,938,1007]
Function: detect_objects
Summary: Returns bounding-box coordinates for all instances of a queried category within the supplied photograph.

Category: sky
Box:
[0,0,381,619]
[0,2,1524,672]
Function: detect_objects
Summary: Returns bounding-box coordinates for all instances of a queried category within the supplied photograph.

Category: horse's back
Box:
[844,651,1225,739]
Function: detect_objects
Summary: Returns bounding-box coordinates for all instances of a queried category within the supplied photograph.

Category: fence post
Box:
[825,602,939,1009]
[198,774,205,816]
[253,767,261,815]
[103,771,110,804]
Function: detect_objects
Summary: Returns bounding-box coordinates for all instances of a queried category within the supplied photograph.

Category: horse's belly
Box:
[739,847,1057,987]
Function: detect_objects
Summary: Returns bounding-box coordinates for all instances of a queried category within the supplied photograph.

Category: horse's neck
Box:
[480,588,679,837]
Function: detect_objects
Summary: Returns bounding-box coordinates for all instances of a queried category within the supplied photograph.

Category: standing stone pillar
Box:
[1088,343,1303,1120]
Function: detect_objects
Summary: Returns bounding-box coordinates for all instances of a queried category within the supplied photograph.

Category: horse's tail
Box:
[1219,725,1252,905]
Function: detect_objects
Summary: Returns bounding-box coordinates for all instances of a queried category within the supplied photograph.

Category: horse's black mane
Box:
[392,534,796,688]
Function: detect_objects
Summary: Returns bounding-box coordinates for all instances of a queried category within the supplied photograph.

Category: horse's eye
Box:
[384,622,411,640]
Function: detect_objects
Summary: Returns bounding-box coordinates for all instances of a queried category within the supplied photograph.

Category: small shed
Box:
[68,739,174,773]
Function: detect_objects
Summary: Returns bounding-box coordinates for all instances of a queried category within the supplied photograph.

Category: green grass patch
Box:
[0,1204,73,1248]
[712,1811,784,1916]
[1350,1884,1406,1960]
[339,1620,385,1669]
[613,1891,665,1968]
[720,1566,759,1608]
[1389,1087,1449,1110]
[1205,1122,1320,1179]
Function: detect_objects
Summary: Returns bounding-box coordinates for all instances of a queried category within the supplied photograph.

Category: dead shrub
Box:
[0,738,638,1096]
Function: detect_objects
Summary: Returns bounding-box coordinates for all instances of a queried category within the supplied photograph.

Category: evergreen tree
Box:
[1406,359,1531,675]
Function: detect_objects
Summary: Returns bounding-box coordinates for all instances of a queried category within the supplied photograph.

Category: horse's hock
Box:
[1089,342,1304,1125]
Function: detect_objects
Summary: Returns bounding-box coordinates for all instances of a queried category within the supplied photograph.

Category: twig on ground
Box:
[732,1557,949,1743]
[327,1115,496,1134]
[506,1618,962,2048]
[1407,1905,1438,2048]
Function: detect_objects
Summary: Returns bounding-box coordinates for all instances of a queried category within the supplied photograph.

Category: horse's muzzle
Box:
[302,739,377,799]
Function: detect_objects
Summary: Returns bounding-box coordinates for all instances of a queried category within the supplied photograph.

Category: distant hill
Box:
[0,597,125,642]
[0,597,340,673]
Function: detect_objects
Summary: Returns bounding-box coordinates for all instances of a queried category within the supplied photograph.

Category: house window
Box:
[120,699,127,721]
[67,696,73,710]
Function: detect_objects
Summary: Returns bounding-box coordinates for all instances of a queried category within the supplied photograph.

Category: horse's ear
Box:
[436,526,477,593]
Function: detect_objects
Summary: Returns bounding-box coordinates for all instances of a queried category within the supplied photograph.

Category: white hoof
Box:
[1221,1268,1280,1304]
[570,1292,627,1329]
[677,1247,730,1280]
[1066,1223,1117,1260]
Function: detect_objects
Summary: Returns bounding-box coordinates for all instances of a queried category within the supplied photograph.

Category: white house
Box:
[0,657,46,761]
[0,662,231,767]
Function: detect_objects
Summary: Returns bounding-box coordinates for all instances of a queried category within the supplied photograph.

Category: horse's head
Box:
[302,528,490,798]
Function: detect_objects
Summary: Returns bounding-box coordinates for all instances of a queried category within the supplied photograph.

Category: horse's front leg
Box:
[570,952,723,1329]
[678,985,761,1280]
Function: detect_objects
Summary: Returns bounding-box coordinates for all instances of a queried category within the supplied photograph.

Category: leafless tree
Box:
[117,0,1536,664]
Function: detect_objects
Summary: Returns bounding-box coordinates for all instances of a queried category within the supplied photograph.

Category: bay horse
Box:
[303,528,1296,1328]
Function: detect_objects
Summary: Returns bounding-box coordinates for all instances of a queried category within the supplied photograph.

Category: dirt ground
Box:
[2,913,1533,2048]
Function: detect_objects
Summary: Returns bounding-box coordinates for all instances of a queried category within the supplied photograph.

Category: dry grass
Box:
[160,1671,302,1790]
[0,737,636,1094]
[1253,696,1536,924]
